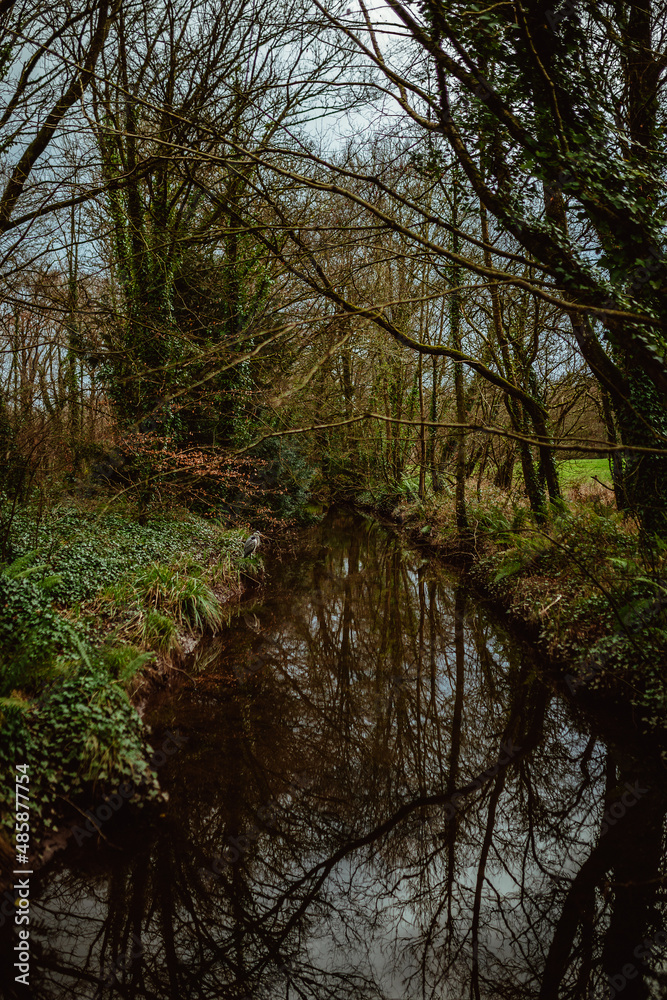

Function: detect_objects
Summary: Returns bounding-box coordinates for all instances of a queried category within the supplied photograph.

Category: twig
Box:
[539,594,562,617]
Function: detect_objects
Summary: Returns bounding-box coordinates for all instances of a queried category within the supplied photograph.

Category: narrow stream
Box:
[2,511,666,999]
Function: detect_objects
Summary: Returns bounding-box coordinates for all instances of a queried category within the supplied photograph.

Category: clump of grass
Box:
[133,562,224,631]
[96,557,226,651]
[210,552,240,588]
[136,608,181,654]
[210,532,246,590]
[99,642,156,682]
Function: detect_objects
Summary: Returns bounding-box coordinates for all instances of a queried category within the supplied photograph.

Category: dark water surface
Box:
[2,511,666,999]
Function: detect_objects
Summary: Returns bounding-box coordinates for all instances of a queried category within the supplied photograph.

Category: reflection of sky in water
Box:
[4,512,666,1000]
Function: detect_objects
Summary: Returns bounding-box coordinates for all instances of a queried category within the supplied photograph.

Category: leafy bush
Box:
[0,651,160,833]
[209,533,244,589]
[0,554,80,695]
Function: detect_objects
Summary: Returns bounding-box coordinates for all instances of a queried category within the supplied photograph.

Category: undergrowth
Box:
[394,483,667,740]
[0,499,248,847]
[470,504,667,738]
[5,502,233,604]
[0,645,160,842]
[97,560,227,655]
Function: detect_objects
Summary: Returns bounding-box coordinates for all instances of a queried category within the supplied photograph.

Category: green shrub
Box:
[0,555,80,696]
[0,652,160,833]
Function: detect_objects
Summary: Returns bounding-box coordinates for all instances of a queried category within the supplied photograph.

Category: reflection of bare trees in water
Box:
[6,514,667,999]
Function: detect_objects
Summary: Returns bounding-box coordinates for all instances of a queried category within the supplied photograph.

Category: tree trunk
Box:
[429,355,442,493]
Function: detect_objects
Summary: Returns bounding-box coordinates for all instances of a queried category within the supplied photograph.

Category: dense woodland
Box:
[0,0,665,535]
[2,6,667,998]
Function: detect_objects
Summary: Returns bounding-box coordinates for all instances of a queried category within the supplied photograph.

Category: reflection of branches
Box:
[13,514,667,1000]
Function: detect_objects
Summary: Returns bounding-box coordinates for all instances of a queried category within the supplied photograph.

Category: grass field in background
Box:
[395,458,613,494]
[557,458,612,485]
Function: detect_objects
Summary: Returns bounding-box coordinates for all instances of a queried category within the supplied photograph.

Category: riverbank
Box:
[367,486,667,751]
[10,508,665,1000]
[0,498,261,870]
[4,486,666,877]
